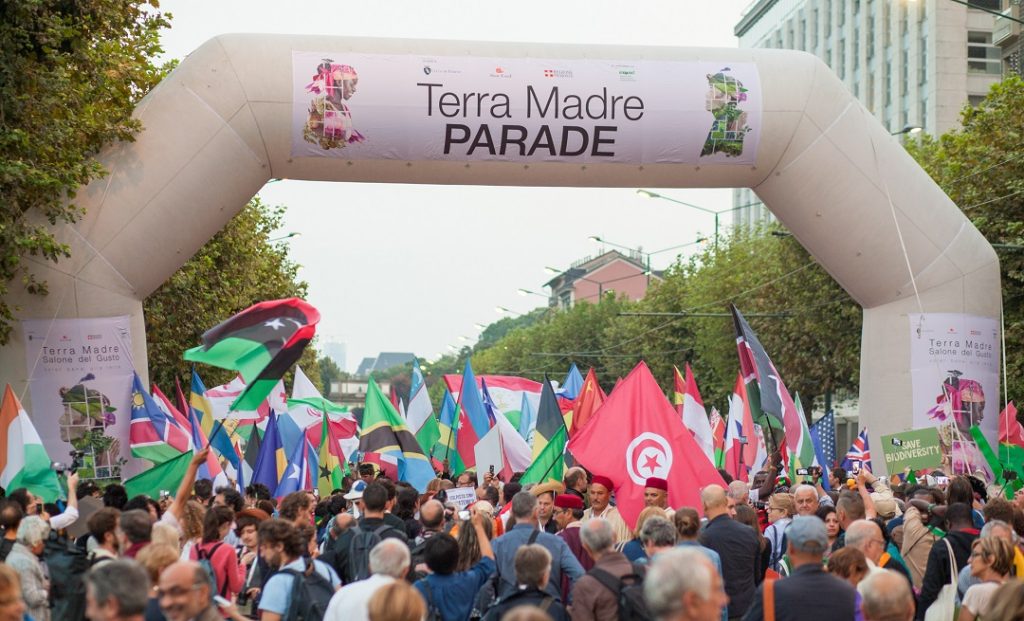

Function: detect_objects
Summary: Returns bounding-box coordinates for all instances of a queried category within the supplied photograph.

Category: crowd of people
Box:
[1,446,1024,621]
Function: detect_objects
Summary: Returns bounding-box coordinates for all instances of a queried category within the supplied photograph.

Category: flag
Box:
[809,410,837,466]
[315,414,346,497]
[561,364,584,400]
[751,423,769,473]
[532,376,564,462]
[432,390,465,475]
[0,385,61,502]
[360,377,435,492]
[288,367,359,462]
[274,434,312,498]
[124,450,194,500]
[517,393,535,442]
[153,384,194,441]
[788,394,822,481]
[970,404,1024,498]
[724,373,758,482]
[569,368,606,435]
[841,427,872,472]
[443,373,543,429]
[205,375,262,421]
[190,371,241,477]
[709,408,726,468]
[521,425,568,484]
[731,304,802,462]
[243,424,262,471]
[252,411,286,495]
[184,298,320,411]
[483,381,533,475]
[129,374,190,464]
[567,362,727,527]
[674,364,716,466]
[407,360,440,454]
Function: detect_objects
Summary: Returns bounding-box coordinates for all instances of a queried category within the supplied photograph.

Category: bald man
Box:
[698,485,760,620]
[158,561,220,621]
[861,570,915,621]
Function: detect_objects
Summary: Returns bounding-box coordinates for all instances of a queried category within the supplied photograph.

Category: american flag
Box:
[842,428,871,471]
[809,409,837,466]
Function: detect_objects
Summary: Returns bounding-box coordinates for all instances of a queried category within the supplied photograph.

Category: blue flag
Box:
[561,363,584,400]
[517,392,535,442]
[251,411,285,495]
[274,434,311,498]
[809,410,836,491]
[459,360,491,440]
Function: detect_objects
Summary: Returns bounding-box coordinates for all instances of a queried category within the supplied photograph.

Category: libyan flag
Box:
[184,298,319,411]
[125,450,194,499]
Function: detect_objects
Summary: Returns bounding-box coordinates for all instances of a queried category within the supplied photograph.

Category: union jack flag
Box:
[841,428,871,472]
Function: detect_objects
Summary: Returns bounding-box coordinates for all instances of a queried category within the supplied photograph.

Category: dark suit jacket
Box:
[699,514,761,618]
[742,564,857,621]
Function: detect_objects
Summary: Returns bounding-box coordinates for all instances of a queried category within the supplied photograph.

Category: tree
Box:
[906,76,1024,401]
[144,197,320,393]
[0,1,172,344]
[318,355,346,396]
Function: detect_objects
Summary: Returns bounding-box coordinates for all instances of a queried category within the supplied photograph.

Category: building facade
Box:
[733,0,1004,229]
[995,0,1022,77]
[544,249,662,309]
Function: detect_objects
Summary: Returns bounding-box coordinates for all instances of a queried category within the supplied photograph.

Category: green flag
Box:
[521,425,567,485]
[125,450,193,499]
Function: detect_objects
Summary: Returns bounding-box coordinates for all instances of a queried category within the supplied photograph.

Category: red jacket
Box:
[190,540,243,599]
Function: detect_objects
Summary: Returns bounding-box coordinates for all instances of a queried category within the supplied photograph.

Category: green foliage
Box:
[144,198,320,392]
[0,0,173,344]
[467,228,862,415]
[906,75,1024,400]
[318,355,346,396]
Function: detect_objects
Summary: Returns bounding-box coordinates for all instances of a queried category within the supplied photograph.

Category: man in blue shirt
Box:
[492,491,584,602]
[414,513,495,621]
[258,519,341,621]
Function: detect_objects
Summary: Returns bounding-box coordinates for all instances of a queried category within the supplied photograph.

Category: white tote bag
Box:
[924,539,959,621]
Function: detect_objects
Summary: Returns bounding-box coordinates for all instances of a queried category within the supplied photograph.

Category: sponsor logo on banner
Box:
[543,68,574,78]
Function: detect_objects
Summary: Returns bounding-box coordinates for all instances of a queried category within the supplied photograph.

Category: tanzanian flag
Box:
[431,389,465,476]
[360,377,435,492]
[184,298,319,411]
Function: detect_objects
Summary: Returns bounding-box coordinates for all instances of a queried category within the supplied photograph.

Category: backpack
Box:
[589,562,651,621]
[44,531,90,621]
[196,542,228,598]
[347,524,394,582]
[279,558,336,621]
[420,579,443,621]
[0,539,13,562]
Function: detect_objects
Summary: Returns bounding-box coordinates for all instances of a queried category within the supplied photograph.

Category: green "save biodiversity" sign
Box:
[881,428,943,473]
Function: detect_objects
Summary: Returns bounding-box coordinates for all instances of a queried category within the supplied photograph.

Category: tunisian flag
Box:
[567,362,725,528]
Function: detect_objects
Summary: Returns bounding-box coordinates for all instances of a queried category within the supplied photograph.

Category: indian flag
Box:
[0,385,61,502]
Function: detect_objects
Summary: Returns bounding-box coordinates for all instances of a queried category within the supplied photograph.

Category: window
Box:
[825,0,832,32]
[853,27,860,70]
[838,0,846,27]
[967,31,1003,75]
[901,49,908,96]
[968,0,1000,10]
[812,8,819,48]
[919,98,927,131]
[867,14,875,59]
[919,37,927,86]
[800,14,807,50]
[884,60,892,105]
[839,39,846,78]
[968,95,985,107]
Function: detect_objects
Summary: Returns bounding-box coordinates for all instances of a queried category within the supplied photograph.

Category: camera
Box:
[458,509,471,521]
[796,468,810,476]
[891,437,903,447]
[752,500,767,510]
[159,490,171,499]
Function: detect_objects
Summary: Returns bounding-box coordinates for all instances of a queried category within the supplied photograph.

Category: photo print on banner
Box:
[291,52,762,164]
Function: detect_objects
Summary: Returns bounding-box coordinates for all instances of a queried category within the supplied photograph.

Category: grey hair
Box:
[860,569,914,621]
[727,480,750,502]
[511,491,538,520]
[640,516,677,548]
[792,484,818,499]
[580,518,615,555]
[16,515,49,547]
[981,519,1016,541]
[369,538,411,578]
[514,544,552,588]
[86,560,151,615]
[644,547,714,620]
[843,519,879,551]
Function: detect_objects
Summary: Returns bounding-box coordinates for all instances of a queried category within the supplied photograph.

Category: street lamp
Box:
[473,323,488,330]
[635,189,750,251]
[268,232,301,242]
[517,288,549,299]
[545,266,605,298]
[495,306,523,316]
[890,124,922,136]
[457,335,471,341]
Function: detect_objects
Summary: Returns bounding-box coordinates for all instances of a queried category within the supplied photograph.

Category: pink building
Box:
[545,250,663,309]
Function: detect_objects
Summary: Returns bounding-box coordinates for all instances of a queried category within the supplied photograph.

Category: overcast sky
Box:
[158,0,751,371]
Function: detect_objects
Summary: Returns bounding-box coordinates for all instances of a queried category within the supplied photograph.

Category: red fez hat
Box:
[554,494,584,510]
[591,475,614,490]
[645,477,668,492]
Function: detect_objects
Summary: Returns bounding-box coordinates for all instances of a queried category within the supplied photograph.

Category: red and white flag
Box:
[568,362,726,527]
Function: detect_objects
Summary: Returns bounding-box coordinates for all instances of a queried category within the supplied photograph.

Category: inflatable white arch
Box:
[0,35,1000,473]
